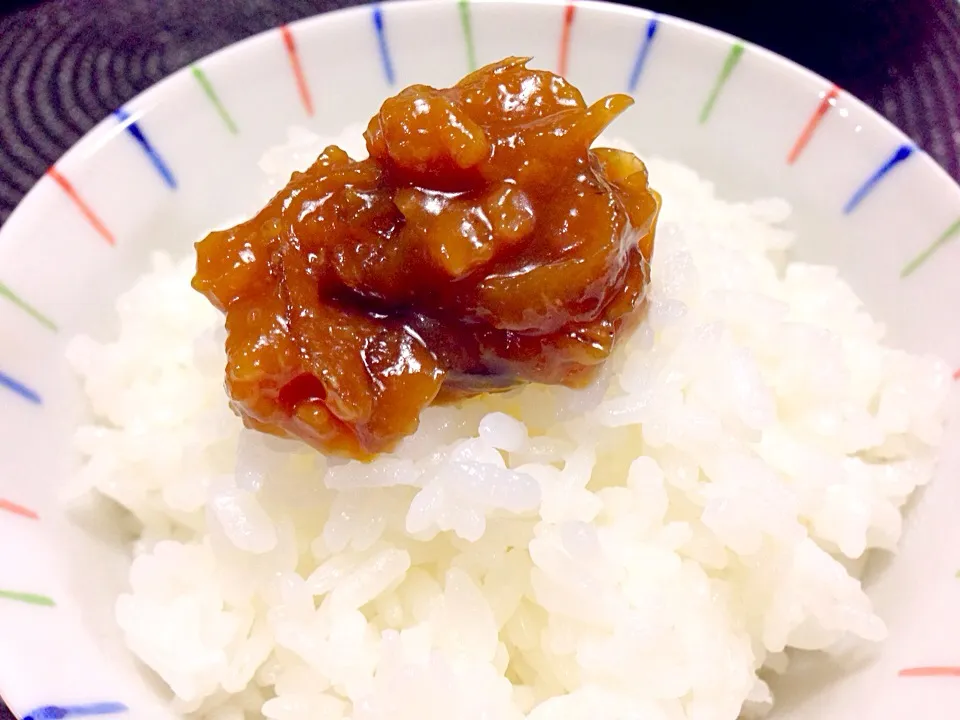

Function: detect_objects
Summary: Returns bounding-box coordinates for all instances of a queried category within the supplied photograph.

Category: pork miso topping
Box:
[192,57,661,458]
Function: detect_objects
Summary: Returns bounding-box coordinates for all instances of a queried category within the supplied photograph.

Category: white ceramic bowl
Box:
[2,1,960,718]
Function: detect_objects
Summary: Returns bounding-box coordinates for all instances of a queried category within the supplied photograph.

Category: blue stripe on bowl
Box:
[22,702,128,720]
[843,143,914,214]
[628,15,659,92]
[113,108,177,189]
[0,369,41,404]
[372,6,395,85]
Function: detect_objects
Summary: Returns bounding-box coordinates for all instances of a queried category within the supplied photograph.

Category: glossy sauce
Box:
[192,57,660,458]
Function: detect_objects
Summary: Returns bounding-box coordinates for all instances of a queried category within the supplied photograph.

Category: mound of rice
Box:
[67,129,952,720]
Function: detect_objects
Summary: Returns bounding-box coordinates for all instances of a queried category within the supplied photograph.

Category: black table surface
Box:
[1,0,959,717]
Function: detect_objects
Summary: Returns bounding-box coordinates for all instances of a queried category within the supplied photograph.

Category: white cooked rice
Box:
[67,127,953,720]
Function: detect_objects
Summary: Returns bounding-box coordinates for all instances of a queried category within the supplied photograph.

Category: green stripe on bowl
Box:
[700,42,745,124]
[901,216,960,278]
[0,282,57,331]
[191,66,239,134]
[0,589,56,606]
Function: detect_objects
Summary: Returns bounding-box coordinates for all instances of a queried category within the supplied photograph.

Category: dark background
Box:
[1,0,959,716]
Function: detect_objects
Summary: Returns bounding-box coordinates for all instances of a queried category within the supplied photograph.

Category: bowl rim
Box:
[3,0,960,247]
[3,0,960,716]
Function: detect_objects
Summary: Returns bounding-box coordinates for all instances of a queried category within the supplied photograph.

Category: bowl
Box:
[2,0,960,717]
